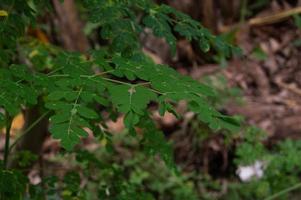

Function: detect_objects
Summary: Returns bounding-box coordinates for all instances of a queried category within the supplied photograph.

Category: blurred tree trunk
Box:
[8,105,49,169]
[219,0,241,24]
[52,0,90,51]
[202,0,217,32]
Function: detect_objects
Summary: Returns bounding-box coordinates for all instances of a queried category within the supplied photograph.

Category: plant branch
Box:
[249,6,301,26]
[48,72,165,95]
[9,111,50,153]
[81,70,115,78]
[3,113,12,169]
[67,88,83,136]
[101,77,133,86]
[264,182,301,200]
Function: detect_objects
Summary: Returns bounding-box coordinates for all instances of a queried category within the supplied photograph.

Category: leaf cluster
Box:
[0,0,241,172]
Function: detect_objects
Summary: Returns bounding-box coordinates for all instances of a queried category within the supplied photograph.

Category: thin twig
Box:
[249,6,301,26]
[264,182,301,200]
[9,111,50,152]
[3,113,12,169]
[102,77,132,86]
[82,70,115,78]
[48,71,165,95]
[220,6,301,32]
[275,77,301,97]
[67,88,82,136]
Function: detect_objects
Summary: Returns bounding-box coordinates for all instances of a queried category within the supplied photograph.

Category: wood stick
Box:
[249,7,301,26]
[219,7,301,32]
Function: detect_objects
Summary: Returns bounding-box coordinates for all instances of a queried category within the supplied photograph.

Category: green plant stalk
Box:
[240,0,248,23]
[9,111,50,153]
[3,113,12,169]
[265,182,301,200]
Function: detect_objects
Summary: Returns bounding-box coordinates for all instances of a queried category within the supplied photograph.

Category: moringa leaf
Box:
[77,106,99,119]
[108,84,157,115]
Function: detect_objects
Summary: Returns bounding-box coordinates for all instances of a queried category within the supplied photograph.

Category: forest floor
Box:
[141,0,301,178]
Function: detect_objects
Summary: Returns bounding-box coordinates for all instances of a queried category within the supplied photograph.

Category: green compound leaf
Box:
[0,0,241,156]
[143,13,177,55]
[109,52,239,132]
[0,65,39,116]
[49,115,89,151]
[48,89,92,150]
[124,111,140,128]
[108,84,157,115]
[48,91,78,101]
[112,54,154,81]
[77,106,99,119]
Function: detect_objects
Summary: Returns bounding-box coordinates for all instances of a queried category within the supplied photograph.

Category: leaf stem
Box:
[9,111,50,153]
[264,182,301,200]
[48,70,115,78]
[135,82,151,87]
[46,67,65,76]
[48,74,69,78]
[82,70,115,78]
[48,72,165,95]
[102,77,132,86]
[67,88,83,136]
[3,113,12,169]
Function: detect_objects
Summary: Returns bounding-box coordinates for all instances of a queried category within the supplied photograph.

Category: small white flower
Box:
[236,160,265,182]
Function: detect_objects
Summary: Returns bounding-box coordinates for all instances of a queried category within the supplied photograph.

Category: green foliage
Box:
[251,46,268,61]
[229,128,301,200]
[0,64,39,116]
[73,132,199,200]
[0,0,240,151]
[12,150,38,168]
[0,170,27,200]
[0,0,51,67]
[139,117,174,169]
[235,127,267,165]
[0,0,244,199]
[1,1,300,199]
[0,133,200,200]
[293,14,301,29]
[83,0,240,57]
